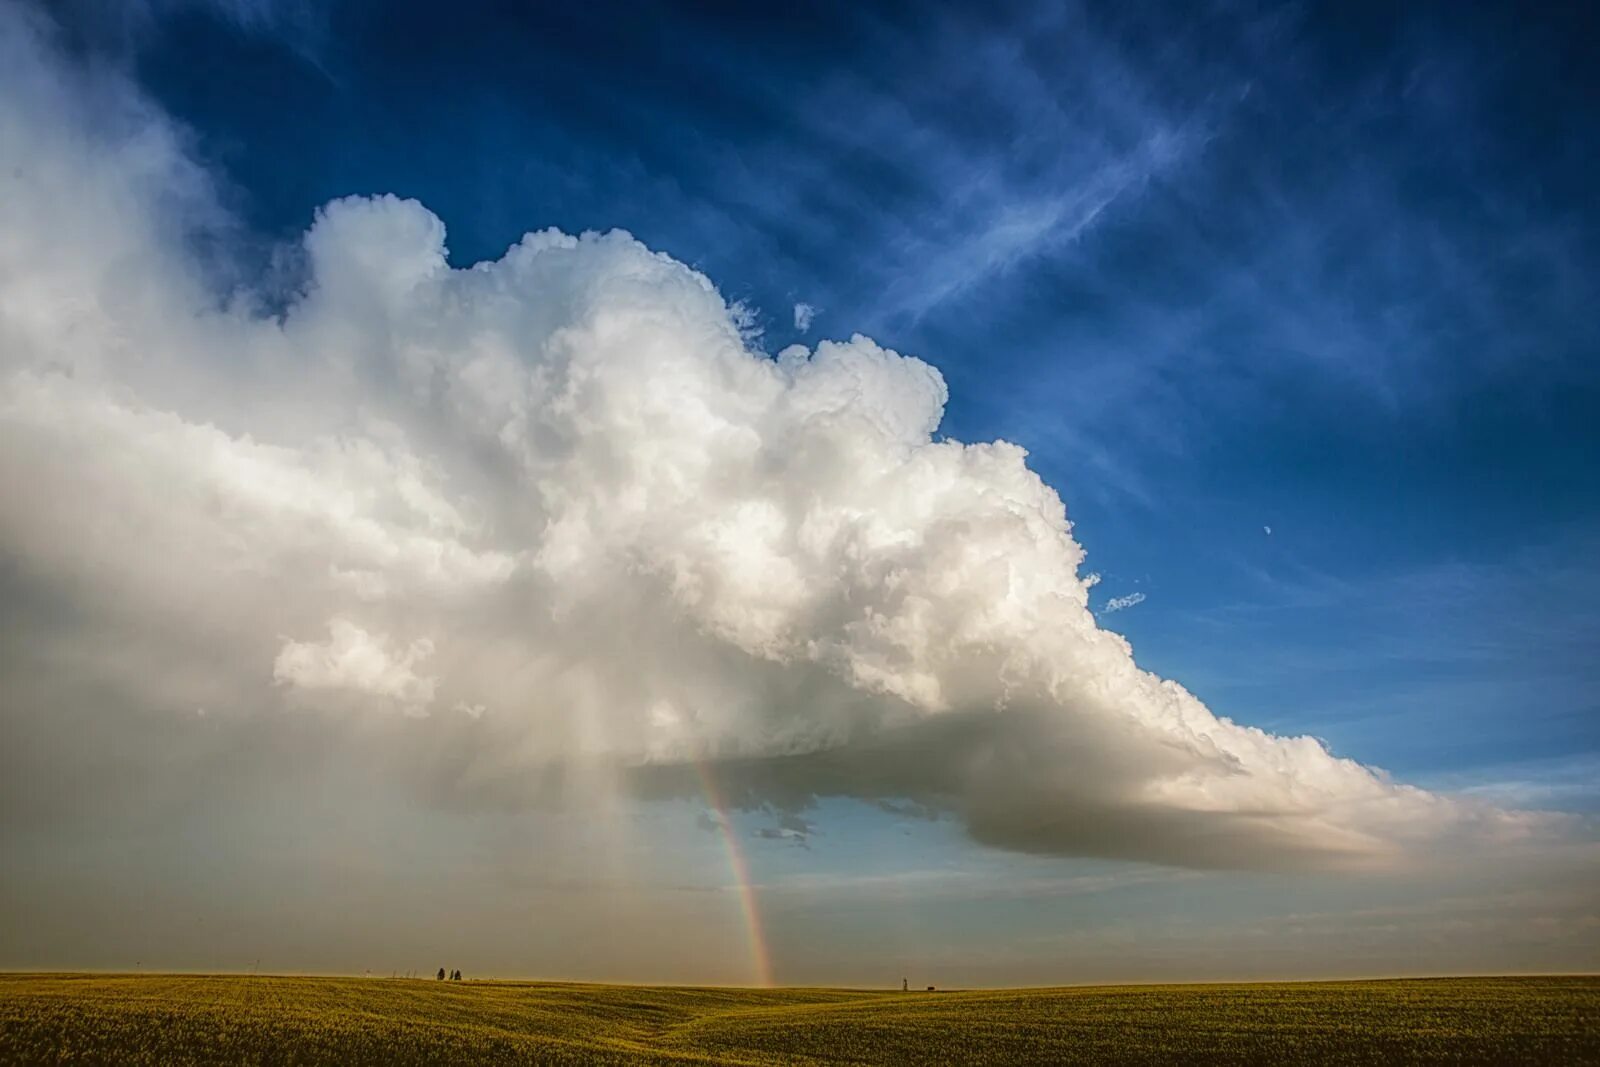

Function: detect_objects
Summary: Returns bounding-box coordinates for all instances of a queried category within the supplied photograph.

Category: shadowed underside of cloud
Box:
[0,4,1541,872]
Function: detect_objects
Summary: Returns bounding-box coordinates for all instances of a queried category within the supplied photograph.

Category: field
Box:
[0,973,1595,1065]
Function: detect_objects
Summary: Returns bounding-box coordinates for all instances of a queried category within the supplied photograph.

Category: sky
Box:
[0,0,1596,985]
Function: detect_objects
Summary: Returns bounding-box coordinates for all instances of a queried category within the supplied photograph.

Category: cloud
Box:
[273,619,437,713]
[792,302,816,332]
[74,0,332,70]
[1102,592,1146,614]
[877,125,1192,323]
[754,826,810,849]
[0,2,1546,874]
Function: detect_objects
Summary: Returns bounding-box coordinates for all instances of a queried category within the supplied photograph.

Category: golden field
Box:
[0,973,1594,1064]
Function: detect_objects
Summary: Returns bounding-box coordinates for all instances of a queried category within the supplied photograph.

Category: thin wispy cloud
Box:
[784,8,1225,330]
[877,127,1193,323]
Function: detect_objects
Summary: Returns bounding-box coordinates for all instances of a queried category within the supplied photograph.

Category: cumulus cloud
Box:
[0,3,1542,873]
[273,619,437,713]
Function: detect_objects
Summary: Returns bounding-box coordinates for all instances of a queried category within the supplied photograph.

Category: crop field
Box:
[0,973,1594,1065]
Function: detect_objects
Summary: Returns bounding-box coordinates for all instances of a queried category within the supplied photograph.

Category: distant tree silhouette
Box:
[437,967,446,981]
[453,970,461,981]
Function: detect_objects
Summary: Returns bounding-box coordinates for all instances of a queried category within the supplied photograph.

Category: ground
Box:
[0,973,1595,1064]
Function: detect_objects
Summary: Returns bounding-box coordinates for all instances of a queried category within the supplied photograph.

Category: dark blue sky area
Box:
[56,0,1600,794]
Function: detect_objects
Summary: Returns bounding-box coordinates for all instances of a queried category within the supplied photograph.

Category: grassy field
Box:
[0,973,1594,1065]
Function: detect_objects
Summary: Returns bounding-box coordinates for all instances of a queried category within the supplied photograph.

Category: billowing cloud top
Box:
[0,5,1528,872]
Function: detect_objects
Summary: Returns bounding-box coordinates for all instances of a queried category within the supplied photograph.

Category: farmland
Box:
[0,973,1594,1065]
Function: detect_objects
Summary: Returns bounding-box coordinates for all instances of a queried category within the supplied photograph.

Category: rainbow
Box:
[692,758,774,988]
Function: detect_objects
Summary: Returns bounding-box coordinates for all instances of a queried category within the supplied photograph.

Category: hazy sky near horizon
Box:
[1,0,1596,985]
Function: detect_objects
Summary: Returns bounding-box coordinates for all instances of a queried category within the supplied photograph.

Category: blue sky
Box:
[82,0,1597,794]
[2,0,1595,983]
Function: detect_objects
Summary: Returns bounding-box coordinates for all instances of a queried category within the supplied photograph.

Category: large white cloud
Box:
[0,2,1537,871]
